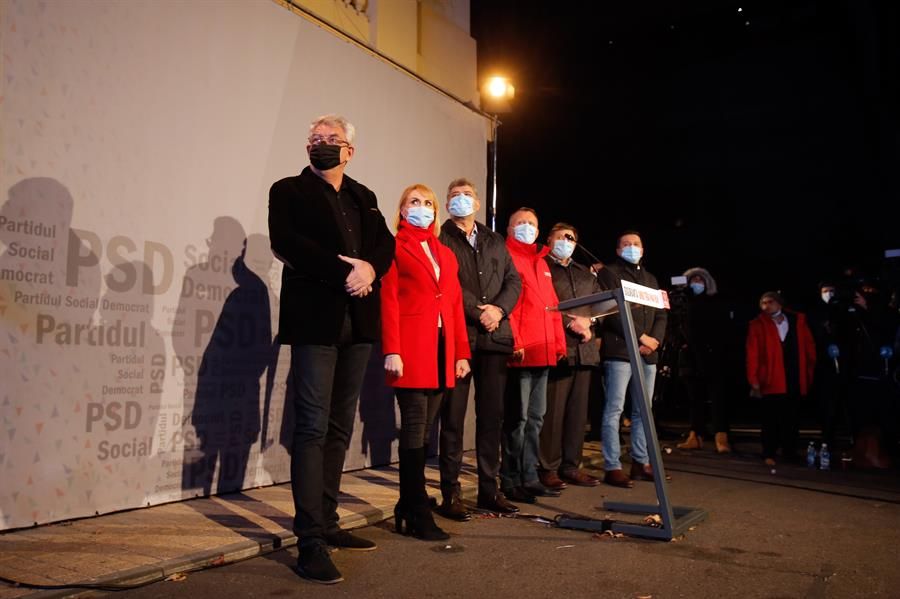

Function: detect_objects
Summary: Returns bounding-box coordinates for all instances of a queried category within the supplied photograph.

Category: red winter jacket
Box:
[505,237,566,367]
[745,310,816,396]
[381,221,471,389]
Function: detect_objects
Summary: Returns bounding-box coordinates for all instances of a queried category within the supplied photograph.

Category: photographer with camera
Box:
[674,267,732,454]
[844,278,898,469]
[807,280,852,454]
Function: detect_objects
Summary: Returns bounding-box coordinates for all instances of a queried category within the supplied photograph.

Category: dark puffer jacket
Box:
[596,257,668,364]
[439,219,521,354]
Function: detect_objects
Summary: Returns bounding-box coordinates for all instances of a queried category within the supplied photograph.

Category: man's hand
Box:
[565,314,593,342]
[749,384,762,398]
[639,334,660,352]
[455,359,471,379]
[477,304,504,333]
[639,345,653,356]
[339,255,376,297]
[511,348,524,363]
[384,354,403,378]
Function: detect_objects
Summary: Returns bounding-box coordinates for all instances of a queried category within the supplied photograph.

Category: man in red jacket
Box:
[746,291,816,466]
[501,208,567,502]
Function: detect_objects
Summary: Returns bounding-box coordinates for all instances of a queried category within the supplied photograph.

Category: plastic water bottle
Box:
[806,442,817,468]
[819,443,831,471]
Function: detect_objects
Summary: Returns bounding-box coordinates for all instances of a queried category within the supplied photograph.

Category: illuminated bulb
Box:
[487,77,509,98]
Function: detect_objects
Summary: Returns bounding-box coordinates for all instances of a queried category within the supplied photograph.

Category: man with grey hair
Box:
[437,177,522,518]
[269,114,394,584]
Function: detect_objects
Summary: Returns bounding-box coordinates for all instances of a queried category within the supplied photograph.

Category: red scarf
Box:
[397,219,441,268]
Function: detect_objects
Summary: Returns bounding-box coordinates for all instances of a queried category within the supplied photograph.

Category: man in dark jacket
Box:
[268,115,394,584]
[596,231,668,488]
[539,223,604,490]
[437,178,522,517]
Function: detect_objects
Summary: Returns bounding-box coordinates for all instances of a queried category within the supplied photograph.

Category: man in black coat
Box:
[437,177,522,518]
[268,115,394,584]
[596,231,668,488]
[539,223,604,490]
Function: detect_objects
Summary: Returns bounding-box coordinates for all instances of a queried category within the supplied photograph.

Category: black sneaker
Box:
[324,529,377,551]
[296,543,343,584]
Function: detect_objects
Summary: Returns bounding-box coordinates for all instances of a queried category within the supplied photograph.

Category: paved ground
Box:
[2,439,899,599]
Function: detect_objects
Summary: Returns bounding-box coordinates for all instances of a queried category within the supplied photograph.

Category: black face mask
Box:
[309,144,343,170]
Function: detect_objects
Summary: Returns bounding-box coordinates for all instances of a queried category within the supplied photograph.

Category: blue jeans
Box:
[501,367,548,488]
[602,359,657,471]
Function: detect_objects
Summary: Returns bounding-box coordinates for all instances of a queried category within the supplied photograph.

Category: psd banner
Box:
[0,0,488,530]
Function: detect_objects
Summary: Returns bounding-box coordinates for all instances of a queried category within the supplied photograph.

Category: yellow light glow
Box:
[485,76,514,99]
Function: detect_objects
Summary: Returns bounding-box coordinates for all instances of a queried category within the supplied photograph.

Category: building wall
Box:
[289,0,478,104]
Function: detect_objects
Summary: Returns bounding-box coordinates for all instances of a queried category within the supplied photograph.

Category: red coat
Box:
[381,221,471,389]
[746,310,817,396]
[505,237,566,367]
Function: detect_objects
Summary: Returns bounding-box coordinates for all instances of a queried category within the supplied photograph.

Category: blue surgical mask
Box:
[690,282,706,295]
[821,291,834,304]
[513,223,538,244]
[770,309,783,319]
[552,239,575,260]
[620,245,642,264]
[448,194,475,217]
[405,206,434,228]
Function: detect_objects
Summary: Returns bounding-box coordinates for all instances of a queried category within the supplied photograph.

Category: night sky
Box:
[471,0,899,314]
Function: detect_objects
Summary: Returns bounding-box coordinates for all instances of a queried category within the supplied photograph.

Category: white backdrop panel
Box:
[0,0,487,530]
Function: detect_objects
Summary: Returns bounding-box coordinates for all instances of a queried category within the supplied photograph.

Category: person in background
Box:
[502,208,567,503]
[676,267,732,453]
[437,178,522,518]
[807,280,851,455]
[539,223,603,489]
[746,291,816,467]
[381,184,471,540]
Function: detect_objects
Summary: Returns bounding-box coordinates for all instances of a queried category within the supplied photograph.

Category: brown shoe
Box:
[676,431,704,450]
[477,492,520,514]
[437,494,471,522]
[714,432,731,454]
[630,462,672,482]
[539,470,568,490]
[604,469,634,488]
[560,469,600,487]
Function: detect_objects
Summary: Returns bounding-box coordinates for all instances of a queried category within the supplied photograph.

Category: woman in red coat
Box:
[746,291,816,466]
[381,183,471,540]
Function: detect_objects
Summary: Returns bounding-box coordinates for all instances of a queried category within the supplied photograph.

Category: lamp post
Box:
[481,76,514,231]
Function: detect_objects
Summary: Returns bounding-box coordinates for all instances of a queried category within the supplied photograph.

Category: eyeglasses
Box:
[562,233,577,242]
[308,135,350,147]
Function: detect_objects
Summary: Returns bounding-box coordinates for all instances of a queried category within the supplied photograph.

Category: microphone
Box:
[880,346,894,376]
[827,344,840,374]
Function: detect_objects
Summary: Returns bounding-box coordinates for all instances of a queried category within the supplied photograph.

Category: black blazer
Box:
[268,167,395,345]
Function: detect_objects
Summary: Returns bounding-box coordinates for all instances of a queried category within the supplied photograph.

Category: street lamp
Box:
[480,76,514,230]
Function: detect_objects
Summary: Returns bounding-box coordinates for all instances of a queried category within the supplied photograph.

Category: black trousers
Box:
[759,394,800,459]
[540,364,593,475]
[289,314,372,546]
[396,389,444,450]
[685,375,728,435]
[439,351,508,501]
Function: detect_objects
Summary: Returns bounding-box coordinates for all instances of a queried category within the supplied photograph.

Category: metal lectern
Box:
[553,286,707,541]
